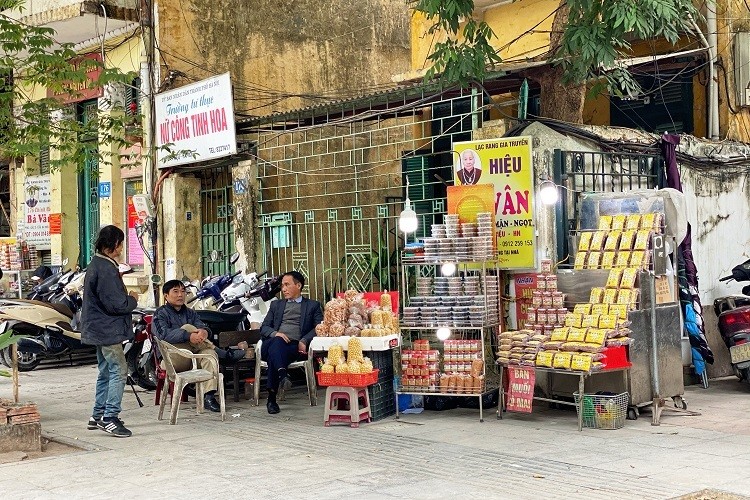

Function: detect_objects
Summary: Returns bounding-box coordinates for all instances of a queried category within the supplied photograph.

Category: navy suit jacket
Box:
[260,297,323,347]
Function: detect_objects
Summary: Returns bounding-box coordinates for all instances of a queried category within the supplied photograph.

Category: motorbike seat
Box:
[27,300,75,319]
[195,310,246,334]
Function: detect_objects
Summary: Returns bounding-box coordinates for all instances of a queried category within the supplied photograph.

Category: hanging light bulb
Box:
[539,179,559,206]
[436,327,451,341]
[399,198,419,234]
[441,262,456,276]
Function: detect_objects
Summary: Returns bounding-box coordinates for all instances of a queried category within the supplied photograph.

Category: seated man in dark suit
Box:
[260,271,322,414]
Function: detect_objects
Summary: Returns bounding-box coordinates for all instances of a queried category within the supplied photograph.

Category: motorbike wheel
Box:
[126,344,157,391]
[2,347,41,371]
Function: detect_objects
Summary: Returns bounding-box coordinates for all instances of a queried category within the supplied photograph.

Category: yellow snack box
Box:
[598,215,613,230]
[634,230,651,250]
[585,329,607,346]
[589,231,606,251]
[612,214,627,230]
[574,251,588,270]
[604,232,621,251]
[535,351,555,368]
[574,303,592,315]
[620,267,638,288]
[552,351,573,370]
[565,313,583,328]
[642,213,656,232]
[630,250,646,269]
[578,231,593,252]
[606,269,623,288]
[587,252,602,269]
[615,251,631,268]
[603,288,618,304]
[567,327,588,342]
[601,252,616,269]
[618,230,636,250]
[625,214,642,230]
[582,314,600,328]
[609,304,628,320]
[617,289,633,305]
[571,353,593,372]
[591,303,609,315]
[599,314,618,329]
[551,327,570,342]
[589,287,605,303]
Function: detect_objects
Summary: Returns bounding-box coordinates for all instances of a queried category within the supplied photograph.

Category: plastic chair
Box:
[254,339,317,406]
[155,338,226,424]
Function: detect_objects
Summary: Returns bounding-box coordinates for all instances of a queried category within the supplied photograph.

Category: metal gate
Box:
[77,146,99,267]
[199,165,235,276]
[552,149,663,265]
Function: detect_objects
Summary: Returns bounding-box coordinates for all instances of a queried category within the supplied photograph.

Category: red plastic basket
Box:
[316,371,341,386]
[348,369,379,387]
[316,369,379,387]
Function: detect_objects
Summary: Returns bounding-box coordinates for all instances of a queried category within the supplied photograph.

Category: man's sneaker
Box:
[88,416,125,430]
[97,417,132,438]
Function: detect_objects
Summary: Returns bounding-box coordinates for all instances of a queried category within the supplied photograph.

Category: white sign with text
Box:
[22,175,51,250]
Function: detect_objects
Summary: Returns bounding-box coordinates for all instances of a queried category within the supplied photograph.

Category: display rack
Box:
[396,256,501,422]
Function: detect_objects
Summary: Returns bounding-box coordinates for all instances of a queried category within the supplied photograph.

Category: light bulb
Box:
[441,262,456,276]
[436,327,451,341]
[539,180,559,205]
[399,199,419,234]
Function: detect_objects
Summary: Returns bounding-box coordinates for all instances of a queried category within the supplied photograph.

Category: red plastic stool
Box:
[323,386,371,428]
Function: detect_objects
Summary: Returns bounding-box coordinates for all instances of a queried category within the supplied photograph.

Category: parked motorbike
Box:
[714,258,750,382]
[124,308,158,390]
[185,252,241,310]
[219,271,281,329]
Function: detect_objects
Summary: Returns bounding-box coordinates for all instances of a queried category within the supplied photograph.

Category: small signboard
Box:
[652,234,667,276]
[48,213,62,235]
[98,181,111,198]
[506,366,536,413]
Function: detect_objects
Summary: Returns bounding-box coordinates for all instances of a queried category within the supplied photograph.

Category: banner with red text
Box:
[155,72,237,168]
[453,137,535,268]
[506,366,535,413]
[21,175,51,250]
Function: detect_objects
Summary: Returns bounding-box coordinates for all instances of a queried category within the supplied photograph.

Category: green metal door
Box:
[77,101,99,267]
[200,166,235,276]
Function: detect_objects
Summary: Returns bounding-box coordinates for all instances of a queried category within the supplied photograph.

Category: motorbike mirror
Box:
[230,252,240,264]
[232,273,244,284]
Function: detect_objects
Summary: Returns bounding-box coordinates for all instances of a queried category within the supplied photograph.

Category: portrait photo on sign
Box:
[454,148,483,185]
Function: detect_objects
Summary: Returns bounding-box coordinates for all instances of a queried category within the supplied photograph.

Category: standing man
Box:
[456,149,482,185]
[260,271,322,414]
[152,280,244,412]
[81,225,139,438]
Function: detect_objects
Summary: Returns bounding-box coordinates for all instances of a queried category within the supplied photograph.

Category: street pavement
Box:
[1,363,749,500]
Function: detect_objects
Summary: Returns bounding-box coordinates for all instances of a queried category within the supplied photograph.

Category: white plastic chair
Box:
[254,339,317,406]
[155,338,226,424]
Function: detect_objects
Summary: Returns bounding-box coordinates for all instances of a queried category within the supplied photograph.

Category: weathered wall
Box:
[157,0,411,116]
[232,160,259,274]
[716,0,750,142]
[161,175,202,281]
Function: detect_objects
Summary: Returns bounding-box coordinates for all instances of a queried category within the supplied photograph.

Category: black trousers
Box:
[261,336,305,392]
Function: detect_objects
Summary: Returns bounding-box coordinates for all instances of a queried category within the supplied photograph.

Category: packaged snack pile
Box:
[315,290,398,337]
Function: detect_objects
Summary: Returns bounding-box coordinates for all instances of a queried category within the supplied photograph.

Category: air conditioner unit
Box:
[733,32,750,107]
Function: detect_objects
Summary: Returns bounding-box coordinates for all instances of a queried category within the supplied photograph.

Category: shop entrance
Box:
[77,101,99,267]
[199,165,235,276]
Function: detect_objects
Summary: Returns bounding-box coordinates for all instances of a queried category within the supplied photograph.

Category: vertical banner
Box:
[506,366,536,413]
[22,175,51,250]
[125,180,144,266]
[512,273,538,329]
[454,137,535,268]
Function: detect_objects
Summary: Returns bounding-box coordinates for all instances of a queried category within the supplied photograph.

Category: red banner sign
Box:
[506,366,535,413]
[513,273,538,328]
[46,53,104,104]
[48,213,62,235]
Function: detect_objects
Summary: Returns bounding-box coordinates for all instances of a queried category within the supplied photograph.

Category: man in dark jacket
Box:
[260,271,322,414]
[81,225,139,438]
[152,280,242,412]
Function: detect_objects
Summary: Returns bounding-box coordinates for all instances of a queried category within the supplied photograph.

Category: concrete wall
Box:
[161,175,202,281]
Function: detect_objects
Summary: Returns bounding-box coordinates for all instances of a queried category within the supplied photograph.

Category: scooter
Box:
[124,308,158,390]
[219,272,281,329]
[186,252,242,310]
[714,258,750,382]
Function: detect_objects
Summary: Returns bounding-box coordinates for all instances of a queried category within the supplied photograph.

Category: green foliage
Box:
[0,329,23,378]
[557,0,702,97]
[412,0,502,87]
[0,0,142,172]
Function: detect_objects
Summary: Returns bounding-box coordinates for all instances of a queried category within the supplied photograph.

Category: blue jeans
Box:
[92,344,128,419]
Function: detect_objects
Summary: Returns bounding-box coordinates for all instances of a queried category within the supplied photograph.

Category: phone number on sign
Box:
[498,239,533,248]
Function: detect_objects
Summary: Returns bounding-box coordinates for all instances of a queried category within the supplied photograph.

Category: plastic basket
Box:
[316,369,379,387]
[573,392,628,430]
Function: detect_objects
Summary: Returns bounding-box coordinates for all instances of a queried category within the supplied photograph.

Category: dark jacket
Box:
[260,298,323,347]
[152,304,210,344]
[81,254,138,346]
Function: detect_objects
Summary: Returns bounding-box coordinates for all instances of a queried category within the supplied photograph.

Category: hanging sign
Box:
[22,175,51,250]
[506,366,536,413]
[512,273,538,329]
[453,137,536,269]
[46,53,104,104]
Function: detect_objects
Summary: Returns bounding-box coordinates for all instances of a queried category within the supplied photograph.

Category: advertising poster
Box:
[453,137,535,269]
[512,273,538,329]
[447,184,496,225]
[126,181,145,266]
[22,175,51,250]
[506,366,536,413]
[155,72,237,168]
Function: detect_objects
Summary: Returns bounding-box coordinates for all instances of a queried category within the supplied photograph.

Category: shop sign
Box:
[506,366,535,413]
[453,137,536,269]
[46,53,104,104]
[48,213,62,235]
[126,181,145,266]
[22,175,51,250]
[154,72,237,168]
[513,273,538,328]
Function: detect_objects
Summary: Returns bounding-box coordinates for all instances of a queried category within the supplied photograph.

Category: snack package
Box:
[606,336,634,347]
[620,267,638,289]
[578,231,594,252]
[629,289,640,309]
[609,304,628,320]
[574,303,592,315]
[598,215,613,230]
[587,252,602,269]
[561,341,586,352]
[604,232,621,251]
[603,288,618,304]
[601,252,616,269]
[633,230,652,250]
[641,213,656,232]
[589,231,606,251]
[617,289,633,305]
[591,303,609,316]
[551,327,570,342]
[618,230,636,250]
[565,313,583,328]
[567,327,588,342]
[582,314,600,328]
[584,328,607,346]
[574,251,588,270]
[571,353,593,372]
[536,351,555,367]
[589,287,605,303]
[629,250,647,269]
[611,214,627,230]
[625,214,642,230]
[579,342,607,353]
[606,269,623,288]
[598,314,618,329]
[543,340,563,350]
[552,351,573,370]
[615,251,632,268]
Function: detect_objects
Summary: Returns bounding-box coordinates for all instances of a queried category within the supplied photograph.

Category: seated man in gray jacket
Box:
[152,280,243,412]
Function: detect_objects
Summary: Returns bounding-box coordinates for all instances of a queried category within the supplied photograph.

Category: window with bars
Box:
[126,77,141,117]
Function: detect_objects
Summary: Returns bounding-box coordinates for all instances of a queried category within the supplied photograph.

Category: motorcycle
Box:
[219,271,281,329]
[714,258,750,382]
[124,308,159,390]
[186,252,242,310]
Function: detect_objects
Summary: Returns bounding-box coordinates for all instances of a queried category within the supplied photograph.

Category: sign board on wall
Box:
[125,180,145,266]
[22,176,51,250]
[154,72,237,168]
[453,137,536,269]
[512,273,538,329]
[46,53,104,104]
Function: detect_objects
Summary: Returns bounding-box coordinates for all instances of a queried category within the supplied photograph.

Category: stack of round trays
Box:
[434,277,449,296]
[402,307,420,326]
[416,276,432,296]
[454,237,472,261]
